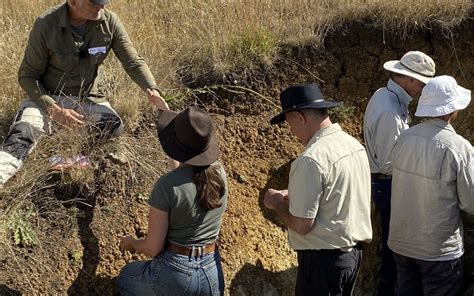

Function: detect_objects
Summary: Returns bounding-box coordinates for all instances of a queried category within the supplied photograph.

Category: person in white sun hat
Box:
[388,75,473,296]
[363,50,436,296]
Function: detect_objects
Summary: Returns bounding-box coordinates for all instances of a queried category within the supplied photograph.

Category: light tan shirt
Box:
[288,123,373,250]
[388,119,474,261]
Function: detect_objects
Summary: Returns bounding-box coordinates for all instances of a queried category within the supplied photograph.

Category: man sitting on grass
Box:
[0,0,168,188]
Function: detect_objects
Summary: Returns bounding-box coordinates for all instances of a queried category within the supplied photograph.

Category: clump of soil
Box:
[1,18,474,296]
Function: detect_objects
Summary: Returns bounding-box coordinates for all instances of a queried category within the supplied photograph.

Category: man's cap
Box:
[91,0,109,5]
[383,51,435,84]
[270,83,341,125]
[415,75,471,117]
[157,107,219,166]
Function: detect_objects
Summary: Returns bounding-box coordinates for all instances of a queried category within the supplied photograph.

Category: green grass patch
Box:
[228,27,278,68]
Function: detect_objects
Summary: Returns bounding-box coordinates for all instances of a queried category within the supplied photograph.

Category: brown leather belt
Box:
[166,242,217,257]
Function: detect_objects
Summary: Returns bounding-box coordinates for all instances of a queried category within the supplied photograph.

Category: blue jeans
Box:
[117,250,224,295]
[371,177,396,296]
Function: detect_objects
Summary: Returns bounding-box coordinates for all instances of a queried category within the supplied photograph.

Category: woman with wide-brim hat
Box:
[117,98,227,295]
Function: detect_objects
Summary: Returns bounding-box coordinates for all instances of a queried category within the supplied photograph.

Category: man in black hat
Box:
[264,83,372,295]
[0,0,167,188]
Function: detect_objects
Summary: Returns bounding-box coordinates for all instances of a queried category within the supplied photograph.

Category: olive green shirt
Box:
[148,162,228,247]
[18,3,158,110]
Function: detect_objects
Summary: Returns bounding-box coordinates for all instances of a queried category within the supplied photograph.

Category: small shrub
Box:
[70,250,83,264]
[329,103,357,122]
[6,205,39,247]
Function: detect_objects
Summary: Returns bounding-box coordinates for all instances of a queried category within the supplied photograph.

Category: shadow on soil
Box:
[49,172,118,295]
[0,284,21,296]
[229,261,297,296]
[66,190,102,295]
[258,160,293,230]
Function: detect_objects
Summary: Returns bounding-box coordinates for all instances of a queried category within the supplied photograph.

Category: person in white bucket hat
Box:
[414,75,471,117]
[363,50,435,296]
[388,75,473,296]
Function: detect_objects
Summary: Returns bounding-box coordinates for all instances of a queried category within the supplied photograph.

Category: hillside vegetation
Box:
[0,0,471,119]
[0,1,473,294]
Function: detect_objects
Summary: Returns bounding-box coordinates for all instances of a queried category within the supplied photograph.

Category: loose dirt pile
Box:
[1,19,474,295]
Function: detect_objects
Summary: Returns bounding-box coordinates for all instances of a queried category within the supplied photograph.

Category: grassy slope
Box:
[0,0,471,120]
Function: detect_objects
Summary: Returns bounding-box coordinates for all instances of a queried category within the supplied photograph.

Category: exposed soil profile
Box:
[1,19,473,295]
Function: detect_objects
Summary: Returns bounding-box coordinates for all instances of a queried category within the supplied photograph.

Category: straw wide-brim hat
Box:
[383,51,436,84]
[415,75,471,117]
[157,107,219,166]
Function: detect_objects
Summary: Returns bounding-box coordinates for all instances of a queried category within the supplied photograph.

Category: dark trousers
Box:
[295,245,362,296]
[393,253,463,296]
[371,176,397,296]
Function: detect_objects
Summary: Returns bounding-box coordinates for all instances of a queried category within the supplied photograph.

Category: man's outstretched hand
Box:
[47,104,85,127]
[147,88,169,110]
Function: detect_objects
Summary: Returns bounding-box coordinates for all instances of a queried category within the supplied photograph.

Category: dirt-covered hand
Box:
[147,88,169,110]
[47,104,85,127]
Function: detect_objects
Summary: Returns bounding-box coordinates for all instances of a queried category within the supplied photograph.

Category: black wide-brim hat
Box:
[270,83,341,124]
[157,107,219,166]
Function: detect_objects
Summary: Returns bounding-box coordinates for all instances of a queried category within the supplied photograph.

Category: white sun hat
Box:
[383,51,436,84]
[415,75,471,117]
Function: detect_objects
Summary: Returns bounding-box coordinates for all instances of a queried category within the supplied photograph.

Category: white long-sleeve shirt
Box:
[363,79,413,174]
[388,119,474,260]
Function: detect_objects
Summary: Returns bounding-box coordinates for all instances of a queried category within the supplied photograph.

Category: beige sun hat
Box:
[415,75,471,117]
[383,51,435,84]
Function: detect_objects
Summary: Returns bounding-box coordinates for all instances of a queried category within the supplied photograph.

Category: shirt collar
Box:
[423,118,456,133]
[387,79,413,105]
[57,3,107,28]
[305,123,342,149]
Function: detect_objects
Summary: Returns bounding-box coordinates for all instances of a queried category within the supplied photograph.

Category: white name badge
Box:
[88,46,107,55]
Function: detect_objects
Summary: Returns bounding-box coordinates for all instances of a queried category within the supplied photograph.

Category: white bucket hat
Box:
[415,75,471,117]
[383,51,435,84]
